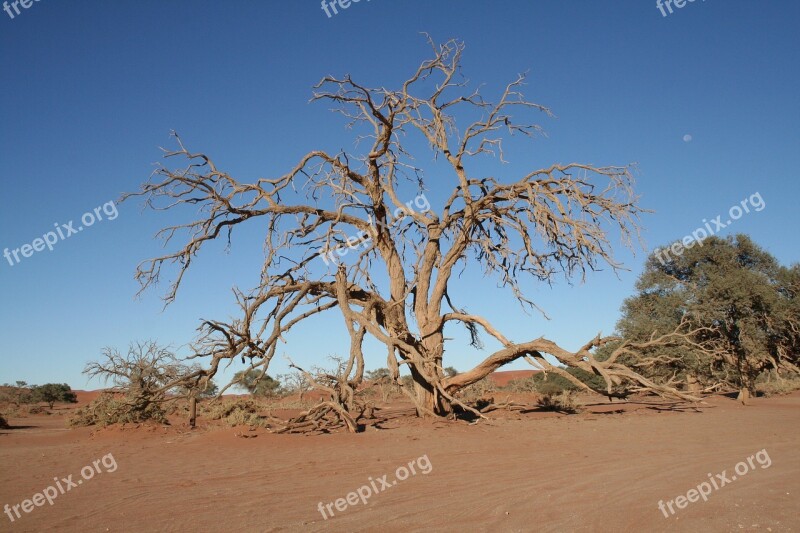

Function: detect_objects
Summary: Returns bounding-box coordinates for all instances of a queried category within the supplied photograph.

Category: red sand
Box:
[1,386,798,532]
[486,369,539,387]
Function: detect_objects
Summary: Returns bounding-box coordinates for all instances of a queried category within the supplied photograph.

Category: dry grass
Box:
[67,393,169,427]
[757,376,800,397]
[537,391,583,413]
[200,398,271,427]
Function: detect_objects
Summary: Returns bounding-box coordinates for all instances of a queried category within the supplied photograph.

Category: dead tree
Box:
[83,341,189,423]
[125,38,708,419]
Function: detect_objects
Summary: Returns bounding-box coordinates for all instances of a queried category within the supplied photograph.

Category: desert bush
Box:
[27,405,50,415]
[0,382,34,406]
[175,365,219,398]
[68,392,169,427]
[276,371,312,401]
[364,368,402,402]
[0,405,25,418]
[202,398,269,427]
[456,377,495,402]
[537,390,583,413]
[0,414,8,428]
[232,369,282,397]
[505,378,537,393]
[506,369,607,396]
[80,341,188,425]
[756,372,800,397]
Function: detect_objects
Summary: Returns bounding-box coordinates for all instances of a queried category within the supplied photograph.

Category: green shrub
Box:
[507,368,607,395]
[30,383,78,409]
[232,370,282,397]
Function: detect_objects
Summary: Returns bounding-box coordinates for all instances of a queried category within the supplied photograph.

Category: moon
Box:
[683,134,693,142]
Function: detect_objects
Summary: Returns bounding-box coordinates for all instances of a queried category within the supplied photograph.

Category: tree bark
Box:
[737,387,750,405]
[189,396,197,428]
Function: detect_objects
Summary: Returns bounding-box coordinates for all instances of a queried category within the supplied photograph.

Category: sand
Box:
[1,388,798,532]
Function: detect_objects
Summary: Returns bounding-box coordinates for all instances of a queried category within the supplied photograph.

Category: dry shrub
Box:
[0,414,8,428]
[505,378,537,393]
[67,393,169,427]
[202,398,269,427]
[456,377,495,403]
[0,405,24,418]
[756,376,800,397]
[537,390,583,413]
[27,405,50,415]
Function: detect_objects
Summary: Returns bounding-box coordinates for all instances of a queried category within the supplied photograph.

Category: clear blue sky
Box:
[1,1,798,389]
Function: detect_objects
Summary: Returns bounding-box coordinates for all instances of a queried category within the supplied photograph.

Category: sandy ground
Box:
[1,390,798,532]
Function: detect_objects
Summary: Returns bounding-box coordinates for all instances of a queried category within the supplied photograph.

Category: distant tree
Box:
[232,369,281,397]
[175,363,219,398]
[616,235,800,401]
[365,368,398,402]
[198,380,219,398]
[30,383,78,409]
[276,371,312,402]
[365,368,391,381]
[444,367,458,378]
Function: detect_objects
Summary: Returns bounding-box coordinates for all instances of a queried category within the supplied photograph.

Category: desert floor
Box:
[1,390,798,532]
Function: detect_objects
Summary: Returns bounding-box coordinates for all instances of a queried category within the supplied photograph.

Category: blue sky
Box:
[1,0,798,390]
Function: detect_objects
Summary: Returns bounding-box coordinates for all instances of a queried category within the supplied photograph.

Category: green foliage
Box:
[232,369,282,397]
[178,376,219,398]
[506,368,607,395]
[30,383,78,409]
[619,234,800,393]
[198,381,219,398]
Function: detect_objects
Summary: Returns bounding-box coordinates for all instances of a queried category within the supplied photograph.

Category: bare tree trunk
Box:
[189,396,197,428]
[686,375,701,394]
[737,387,750,405]
[408,337,453,417]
